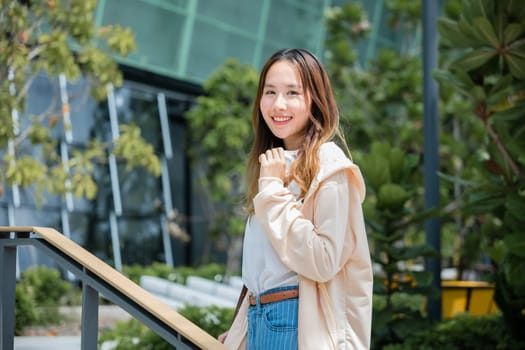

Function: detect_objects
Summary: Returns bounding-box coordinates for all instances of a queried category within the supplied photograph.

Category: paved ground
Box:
[14,336,81,350]
[12,305,131,350]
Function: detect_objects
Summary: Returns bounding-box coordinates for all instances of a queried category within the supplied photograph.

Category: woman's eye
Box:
[264,90,275,95]
[288,90,299,95]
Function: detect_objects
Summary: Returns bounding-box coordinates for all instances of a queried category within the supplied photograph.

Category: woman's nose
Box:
[274,93,286,109]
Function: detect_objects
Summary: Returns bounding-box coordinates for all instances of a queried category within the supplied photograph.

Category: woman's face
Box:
[259,60,310,150]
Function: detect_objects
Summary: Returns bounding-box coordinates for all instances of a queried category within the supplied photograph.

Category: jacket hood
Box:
[309,142,366,202]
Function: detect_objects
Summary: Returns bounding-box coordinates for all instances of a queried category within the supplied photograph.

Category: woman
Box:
[220,48,373,350]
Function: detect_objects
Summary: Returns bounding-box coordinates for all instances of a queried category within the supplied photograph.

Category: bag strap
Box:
[233,284,248,321]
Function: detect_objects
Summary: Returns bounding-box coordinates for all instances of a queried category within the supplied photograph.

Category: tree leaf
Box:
[488,74,513,95]
[458,19,486,47]
[461,0,493,22]
[503,255,525,288]
[437,171,479,187]
[505,54,525,79]
[377,183,410,210]
[486,240,506,264]
[433,69,475,95]
[503,23,524,45]
[490,104,525,121]
[437,18,477,48]
[472,17,500,48]
[388,148,406,184]
[508,46,525,59]
[506,0,525,19]
[464,191,506,215]
[390,244,436,261]
[486,91,509,113]
[506,193,525,223]
[361,153,391,192]
[452,47,497,71]
[409,270,434,287]
[368,231,404,244]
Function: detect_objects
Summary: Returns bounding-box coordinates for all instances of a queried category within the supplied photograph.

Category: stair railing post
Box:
[0,241,17,350]
[81,282,99,350]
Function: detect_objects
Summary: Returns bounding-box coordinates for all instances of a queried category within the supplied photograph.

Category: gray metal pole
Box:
[0,244,17,350]
[81,283,99,350]
[422,0,442,320]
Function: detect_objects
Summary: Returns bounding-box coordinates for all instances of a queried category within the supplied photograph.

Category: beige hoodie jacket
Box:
[224,142,373,350]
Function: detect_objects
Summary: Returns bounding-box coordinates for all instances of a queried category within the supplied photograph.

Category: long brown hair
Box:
[245,48,347,214]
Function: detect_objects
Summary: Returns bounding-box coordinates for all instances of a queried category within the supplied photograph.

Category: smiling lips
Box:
[272,115,292,124]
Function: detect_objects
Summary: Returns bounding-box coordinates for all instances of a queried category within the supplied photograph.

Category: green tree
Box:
[185,58,258,275]
[437,0,525,335]
[324,3,445,348]
[0,0,160,203]
[325,3,491,286]
[357,142,438,348]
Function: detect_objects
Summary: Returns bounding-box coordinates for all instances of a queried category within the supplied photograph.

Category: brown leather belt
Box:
[249,289,299,306]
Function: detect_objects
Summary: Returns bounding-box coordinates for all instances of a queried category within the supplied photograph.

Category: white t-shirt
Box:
[242,150,300,295]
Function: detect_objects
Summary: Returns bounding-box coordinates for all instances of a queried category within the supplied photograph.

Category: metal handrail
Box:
[0,226,227,350]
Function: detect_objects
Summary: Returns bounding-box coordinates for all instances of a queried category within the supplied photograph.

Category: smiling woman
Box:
[220,48,373,350]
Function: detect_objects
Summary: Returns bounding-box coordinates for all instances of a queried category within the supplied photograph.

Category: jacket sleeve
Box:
[253,169,362,282]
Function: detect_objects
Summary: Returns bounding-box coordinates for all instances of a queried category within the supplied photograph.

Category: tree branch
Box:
[485,121,521,179]
[15,71,37,105]
[27,44,45,62]
[14,92,60,148]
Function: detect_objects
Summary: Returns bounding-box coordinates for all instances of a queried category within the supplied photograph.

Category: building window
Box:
[1,72,196,271]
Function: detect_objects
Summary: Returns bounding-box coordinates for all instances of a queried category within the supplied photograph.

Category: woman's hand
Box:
[218,331,228,343]
[259,147,287,182]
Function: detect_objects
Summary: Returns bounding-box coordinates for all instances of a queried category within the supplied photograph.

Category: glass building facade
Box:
[1,0,419,271]
[96,0,331,83]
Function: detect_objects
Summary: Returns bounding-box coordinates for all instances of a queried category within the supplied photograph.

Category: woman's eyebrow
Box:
[264,83,302,89]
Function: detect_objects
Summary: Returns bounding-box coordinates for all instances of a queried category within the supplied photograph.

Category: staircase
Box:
[0,226,227,350]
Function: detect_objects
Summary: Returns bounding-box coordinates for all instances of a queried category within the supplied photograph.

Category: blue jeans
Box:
[247,286,299,350]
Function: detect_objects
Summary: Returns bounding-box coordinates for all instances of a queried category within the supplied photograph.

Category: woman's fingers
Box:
[259,147,284,162]
[272,147,283,160]
[259,147,286,180]
[218,331,228,343]
[265,149,274,161]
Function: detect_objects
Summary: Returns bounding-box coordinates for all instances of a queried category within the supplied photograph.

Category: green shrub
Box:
[18,265,72,306]
[178,304,233,338]
[98,318,167,350]
[383,313,525,350]
[14,265,80,333]
[124,262,179,284]
[14,285,38,335]
[100,263,233,348]
[99,304,233,349]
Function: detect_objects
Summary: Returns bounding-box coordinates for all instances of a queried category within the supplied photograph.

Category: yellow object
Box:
[442,280,499,319]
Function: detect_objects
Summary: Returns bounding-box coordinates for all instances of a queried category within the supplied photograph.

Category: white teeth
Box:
[273,116,291,122]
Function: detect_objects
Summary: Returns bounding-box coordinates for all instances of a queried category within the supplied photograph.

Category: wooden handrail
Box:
[0,226,227,350]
